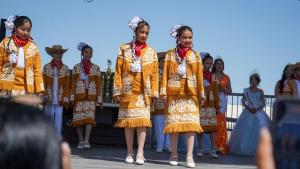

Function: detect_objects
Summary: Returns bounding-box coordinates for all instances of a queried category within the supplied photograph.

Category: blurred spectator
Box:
[293,62,300,98]
[275,64,297,98]
[0,96,71,169]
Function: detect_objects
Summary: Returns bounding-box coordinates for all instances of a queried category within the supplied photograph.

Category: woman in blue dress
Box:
[229,73,271,155]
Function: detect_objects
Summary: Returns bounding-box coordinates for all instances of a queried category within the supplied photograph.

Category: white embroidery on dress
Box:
[136,95,146,107]
[167,74,180,87]
[88,81,97,95]
[122,75,132,94]
[168,99,197,114]
[187,74,197,87]
[118,106,150,119]
[75,80,86,94]
[1,63,15,81]
[27,67,34,85]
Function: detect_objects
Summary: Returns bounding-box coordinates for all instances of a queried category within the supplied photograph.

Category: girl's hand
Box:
[161,96,167,106]
[37,92,44,97]
[198,98,205,107]
[96,102,103,106]
[249,108,256,113]
[219,86,227,93]
[151,98,157,106]
[114,96,121,103]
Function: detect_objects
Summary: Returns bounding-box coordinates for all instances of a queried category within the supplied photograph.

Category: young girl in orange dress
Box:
[160,25,205,168]
[212,58,232,154]
[113,16,159,165]
[151,52,171,153]
[0,15,44,97]
[197,53,220,158]
[70,42,103,149]
[275,64,297,98]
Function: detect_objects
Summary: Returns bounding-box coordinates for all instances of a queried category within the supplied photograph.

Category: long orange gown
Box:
[214,74,230,153]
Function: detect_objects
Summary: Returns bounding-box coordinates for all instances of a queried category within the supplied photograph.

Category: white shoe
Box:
[125,154,134,164]
[135,154,145,165]
[186,157,195,168]
[169,156,178,166]
[77,142,84,149]
[83,141,91,149]
[196,149,204,157]
[209,150,219,158]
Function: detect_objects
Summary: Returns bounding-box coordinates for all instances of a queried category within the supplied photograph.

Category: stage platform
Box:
[71,145,256,169]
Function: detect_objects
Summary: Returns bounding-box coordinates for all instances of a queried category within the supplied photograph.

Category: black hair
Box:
[135,20,150,32]
[12,16,32,33]
[176,26,193,45]
[212,58,225,74]
[250,73,261,85]
[279,64,294,93]
[202,53,213,62]
[81,45,93,56]
[0,98,61,169]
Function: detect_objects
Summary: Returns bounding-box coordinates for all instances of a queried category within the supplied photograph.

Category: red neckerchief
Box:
[203,70,212,84]
[50,59,63,69]
[134,41,147,57]
[12,34,29,47]
[81,58,92,75]
[177,44,191,60]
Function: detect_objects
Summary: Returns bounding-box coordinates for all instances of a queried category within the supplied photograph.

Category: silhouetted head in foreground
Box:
[0,96,71,169]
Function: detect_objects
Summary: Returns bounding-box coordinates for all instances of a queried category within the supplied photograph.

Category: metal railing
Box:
[226,93,275,131]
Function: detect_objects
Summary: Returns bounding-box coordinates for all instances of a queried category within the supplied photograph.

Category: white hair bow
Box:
[5,15,17,30]
[169,24,183,38]
[128,16,143,30]
[77,42,88,51]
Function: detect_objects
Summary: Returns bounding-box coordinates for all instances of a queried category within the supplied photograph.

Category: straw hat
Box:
[45,45,68,56]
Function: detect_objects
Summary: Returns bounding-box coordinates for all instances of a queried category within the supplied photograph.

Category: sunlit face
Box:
[14,21,31,40]
[178,30,193,48]
[135,25,149,43]
[203,58,213,71]
[285,66,293,78]
[250,77,258,87]
[52,51,63,61]
[82,48,92,60]
[215,60,224,72]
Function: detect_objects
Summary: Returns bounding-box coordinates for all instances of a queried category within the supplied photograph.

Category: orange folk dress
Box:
[214,74,230,153]
[200,79,220,132]
[160,49,205,134]
[70,63,102,127]
[113,43,159,128]
[0,37,44,97]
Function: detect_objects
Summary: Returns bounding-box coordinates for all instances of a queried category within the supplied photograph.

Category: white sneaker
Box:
[186,157,195,168]
[77,142,84,149]
[125,154,134,164]
[209,150,219,158]
[169,156,178,166]
[83,141,91,149]
[196,149,204,157]
[135,154,145,165]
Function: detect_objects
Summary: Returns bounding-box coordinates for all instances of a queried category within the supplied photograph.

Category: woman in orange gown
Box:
[212,58,232,154]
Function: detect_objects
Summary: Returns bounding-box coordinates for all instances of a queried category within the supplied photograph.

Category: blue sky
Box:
[1,0,300,95]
